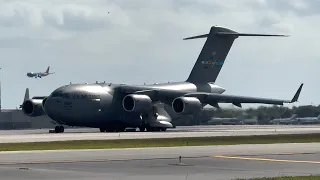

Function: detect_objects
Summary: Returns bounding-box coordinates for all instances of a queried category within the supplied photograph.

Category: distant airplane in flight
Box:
[27,66,54,78]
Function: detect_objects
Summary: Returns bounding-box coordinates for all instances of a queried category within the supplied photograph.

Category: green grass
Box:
[236,175,320,180]
[1,133,320,151]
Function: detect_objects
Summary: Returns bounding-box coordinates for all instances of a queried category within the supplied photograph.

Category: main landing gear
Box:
[138,123,167,132]
[55,125,64,133]
[99,127,126,132]
[99,125,166,133]
[99,123,126,132]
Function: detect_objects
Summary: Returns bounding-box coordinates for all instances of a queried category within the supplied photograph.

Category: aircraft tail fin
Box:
[185,26,289,84]
[19,88,29,108]
[290,114,298,119]
[317,114,320,119]
[45,66,50,73]
[24,88,29,101]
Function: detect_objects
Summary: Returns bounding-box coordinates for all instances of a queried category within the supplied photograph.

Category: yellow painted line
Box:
[214,155,320,164]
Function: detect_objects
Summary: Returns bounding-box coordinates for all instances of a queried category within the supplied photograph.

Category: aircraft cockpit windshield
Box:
[50,92,70,99]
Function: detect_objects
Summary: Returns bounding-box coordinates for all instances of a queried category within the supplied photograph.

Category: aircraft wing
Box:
[129,83,303,108]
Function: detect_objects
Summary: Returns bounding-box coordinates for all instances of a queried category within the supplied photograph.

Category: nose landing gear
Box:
[54,125,64,133]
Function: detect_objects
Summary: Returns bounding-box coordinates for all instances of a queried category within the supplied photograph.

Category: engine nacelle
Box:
[172,97,202,115]
[41,97,48,114]
[122,94,152,112]
[22,99,46,117]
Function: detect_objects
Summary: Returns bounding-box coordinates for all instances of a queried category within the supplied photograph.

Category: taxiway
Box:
[0,143,319,180]
[0,125,320,143]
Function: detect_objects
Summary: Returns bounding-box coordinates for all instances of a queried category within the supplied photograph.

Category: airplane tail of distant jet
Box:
[45,66,50,74]
[290,113,298,119]
[44,66,55,75]
[317,114,320,120]
[184,26,288,84]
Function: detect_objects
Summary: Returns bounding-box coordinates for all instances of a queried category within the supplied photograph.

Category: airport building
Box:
[0,109,55,130]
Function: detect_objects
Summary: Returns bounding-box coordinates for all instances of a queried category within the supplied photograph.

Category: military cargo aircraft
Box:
[207,117,242,125]
[269,114,298,125]
[292,114,320,125]
[21,26,303,133]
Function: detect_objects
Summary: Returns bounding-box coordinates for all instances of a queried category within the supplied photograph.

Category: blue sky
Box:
[0,0,319,109]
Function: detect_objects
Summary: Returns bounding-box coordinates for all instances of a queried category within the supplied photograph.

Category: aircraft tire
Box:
[146,127,161,132]
[105,128,114,132]
[60,126,64,133]
[54,126,64,133]
[139,126,145,132]
[115,126,126,132]
[99,128,106,132]
[54,126,59,133]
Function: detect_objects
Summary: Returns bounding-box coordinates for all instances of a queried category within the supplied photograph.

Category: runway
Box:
[0,125,320,143]
[0,143,319,180]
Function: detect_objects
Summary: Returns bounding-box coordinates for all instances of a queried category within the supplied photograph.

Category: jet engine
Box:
[22,99,46,117]
[41,97,48,113]
[122,94,152,112]
[172,97,202,115]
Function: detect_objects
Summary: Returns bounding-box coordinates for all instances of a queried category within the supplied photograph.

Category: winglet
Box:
[290,83,303,103]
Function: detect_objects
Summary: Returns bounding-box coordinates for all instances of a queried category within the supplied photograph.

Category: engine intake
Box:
[172,97,202,115]
[122,94,152,112]
[22,99,46,117]
[42,97,48,113]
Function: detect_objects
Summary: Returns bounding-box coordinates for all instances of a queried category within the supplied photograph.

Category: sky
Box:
[0,0,319,109]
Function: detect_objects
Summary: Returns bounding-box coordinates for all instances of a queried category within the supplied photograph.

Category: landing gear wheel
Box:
[55,125,64,133]
[105,128,114,132]
[139,126,146,132]
[115,126,126,132]
[146,127,162,132]
[99,128,106,132]
[59,126,64,133]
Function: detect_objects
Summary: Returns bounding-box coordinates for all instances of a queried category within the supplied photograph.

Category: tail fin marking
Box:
[45,66,50,73]
[185,26,288,84]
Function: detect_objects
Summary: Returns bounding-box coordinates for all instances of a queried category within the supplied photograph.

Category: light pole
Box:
[0,67,2,112]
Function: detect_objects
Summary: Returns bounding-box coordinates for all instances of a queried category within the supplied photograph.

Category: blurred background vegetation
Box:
[169,105,320,126]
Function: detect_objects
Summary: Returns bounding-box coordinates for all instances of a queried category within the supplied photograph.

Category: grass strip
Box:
[1,133,320,151]
[236,175,320,180]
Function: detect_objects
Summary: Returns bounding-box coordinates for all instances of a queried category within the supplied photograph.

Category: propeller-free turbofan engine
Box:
[22,98,46,117]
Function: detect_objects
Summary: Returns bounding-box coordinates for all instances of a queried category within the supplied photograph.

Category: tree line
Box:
[172,105,320,126]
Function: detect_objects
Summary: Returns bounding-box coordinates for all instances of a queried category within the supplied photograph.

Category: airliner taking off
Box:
[27,66,54,78]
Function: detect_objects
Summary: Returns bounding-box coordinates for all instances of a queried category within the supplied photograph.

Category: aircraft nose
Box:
[43,90,63,121]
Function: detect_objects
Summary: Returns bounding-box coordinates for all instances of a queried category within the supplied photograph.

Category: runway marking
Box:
[0,156,206,165]
[214,155,320,164]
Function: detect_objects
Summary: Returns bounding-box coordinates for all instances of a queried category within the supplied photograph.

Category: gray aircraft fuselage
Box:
[42,82,225,128]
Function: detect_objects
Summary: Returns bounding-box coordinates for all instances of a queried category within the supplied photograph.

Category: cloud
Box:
[0,0,319,109]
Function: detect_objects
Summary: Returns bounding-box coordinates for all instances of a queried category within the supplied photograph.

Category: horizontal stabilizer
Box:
[183,26,289,40]
[216,32,289,37]
[184,25,289,84]
[183,34,209,40]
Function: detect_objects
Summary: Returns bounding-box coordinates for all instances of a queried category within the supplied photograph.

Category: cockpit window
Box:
[51,92,69,99]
